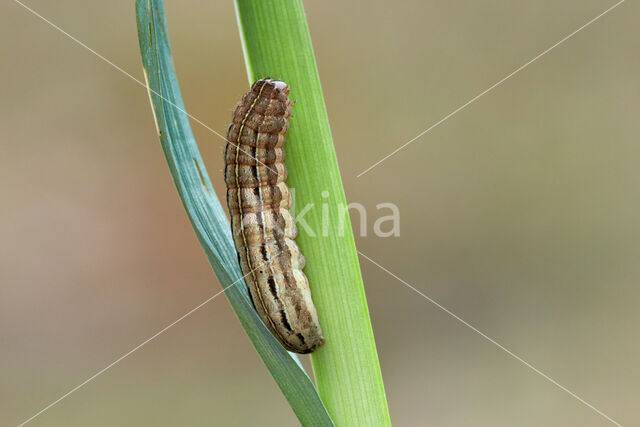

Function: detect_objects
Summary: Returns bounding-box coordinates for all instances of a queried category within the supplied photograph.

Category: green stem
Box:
[234,1,390,425]
[136,1,334,424]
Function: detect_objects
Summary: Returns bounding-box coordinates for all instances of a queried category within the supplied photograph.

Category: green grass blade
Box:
[135,1,333,425]
[234,1,391,425]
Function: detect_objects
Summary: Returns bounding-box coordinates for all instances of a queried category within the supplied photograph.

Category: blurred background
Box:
[1,0,638,425]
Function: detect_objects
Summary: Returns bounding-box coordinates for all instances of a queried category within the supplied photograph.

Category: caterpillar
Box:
[224,78,324,354]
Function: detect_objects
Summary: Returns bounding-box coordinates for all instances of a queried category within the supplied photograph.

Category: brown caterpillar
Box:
[224,78,324,354]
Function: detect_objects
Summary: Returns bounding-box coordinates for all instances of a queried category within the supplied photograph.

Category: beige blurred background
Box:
[1,0,638,425]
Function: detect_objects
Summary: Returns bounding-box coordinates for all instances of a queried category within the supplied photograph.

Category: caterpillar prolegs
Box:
[224,78,324,354]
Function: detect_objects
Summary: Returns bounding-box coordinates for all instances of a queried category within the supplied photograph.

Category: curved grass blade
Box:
[234,1,391,425]
[135,1,333,425]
